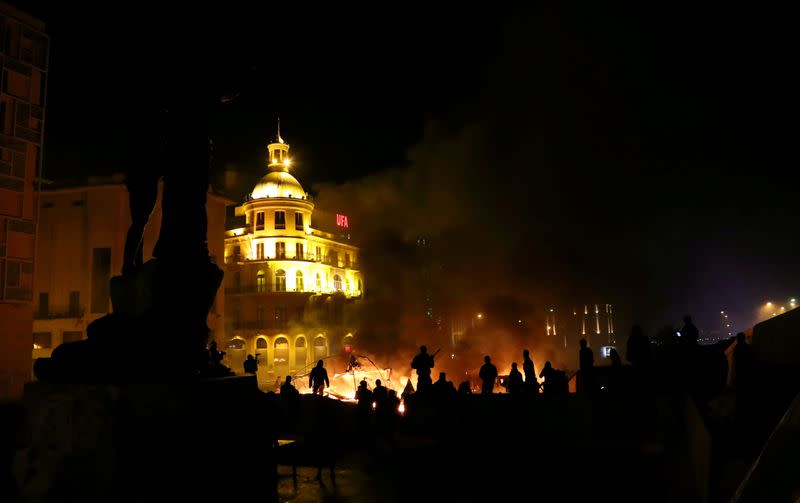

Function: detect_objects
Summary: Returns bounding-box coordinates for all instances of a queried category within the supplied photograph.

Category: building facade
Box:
[0,2,47,399]
[32,176,230,362]
[224,133,363,386]
[563,303,616,355]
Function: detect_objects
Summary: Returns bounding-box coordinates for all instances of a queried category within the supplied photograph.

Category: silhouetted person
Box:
[387,390,400,417]
[539,361,557,394]
[457,381,472,395]
[578,338,595,393]
[433,372,457,399]
[610,348,622,367]
[626,324,651,368]
[733,332,755,391]
[243,354,257,375]
[356,379,373,407]
[280,376,299,398]
[607,348,623,392]
[411,345,435,391]
[208,341,224,365]
[680,315,699,347]
[373,379,388,409]
[204,340,232,377]
[523,349,538,393]
[506,362,523,394]
[309,359,330,396]
[355,379,374,442]
[479,356,498,395]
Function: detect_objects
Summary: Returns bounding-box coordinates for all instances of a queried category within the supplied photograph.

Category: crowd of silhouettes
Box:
[260,318,764,490]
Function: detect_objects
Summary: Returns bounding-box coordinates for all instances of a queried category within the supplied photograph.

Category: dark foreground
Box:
[2,374,797,503]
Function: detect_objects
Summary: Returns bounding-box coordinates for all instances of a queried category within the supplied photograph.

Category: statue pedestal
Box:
[13,376,275,502]
[34,258,223,384]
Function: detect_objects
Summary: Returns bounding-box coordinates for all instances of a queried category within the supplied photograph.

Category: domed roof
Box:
[251,171,306,200]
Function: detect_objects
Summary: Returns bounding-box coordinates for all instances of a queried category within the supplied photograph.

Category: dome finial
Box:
[267,118,291,172]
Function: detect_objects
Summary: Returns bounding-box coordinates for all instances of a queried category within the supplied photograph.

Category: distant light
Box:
[676,331,682,337]
[791,299,796,303]
[780,306,785,311]
[518,319,522,324]
[477,313,483,319]
[284,158,291,167]
[549,308,554,312]
[766,302,773,307]
[720,311,725,314]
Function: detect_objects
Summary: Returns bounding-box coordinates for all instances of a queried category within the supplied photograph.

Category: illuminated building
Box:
[223,129,363,386]
[32,175,230,360]
[0,3,48,399]
[562,303,616,352]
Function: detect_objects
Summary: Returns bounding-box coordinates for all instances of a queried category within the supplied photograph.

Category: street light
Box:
[476,313,483,320]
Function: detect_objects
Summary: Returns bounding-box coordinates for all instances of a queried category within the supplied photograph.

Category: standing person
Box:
[578,339,595,393]
[522,349,538,393]
[479,356,498,395]
[506,362,524,394]
[681,315,699,347]
[309,359,330,396]
[410,345,435,392]
[243,354,258,375]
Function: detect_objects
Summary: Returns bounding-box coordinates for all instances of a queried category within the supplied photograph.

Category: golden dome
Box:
[251,171,306,200]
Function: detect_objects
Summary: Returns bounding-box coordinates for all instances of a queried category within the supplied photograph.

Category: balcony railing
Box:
[225,285,322,295]
[34,307,84,319]
[225,253,360,269]
[231,320,289,330]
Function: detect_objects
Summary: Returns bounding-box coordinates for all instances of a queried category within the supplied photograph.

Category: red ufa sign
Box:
[336,214,349,228]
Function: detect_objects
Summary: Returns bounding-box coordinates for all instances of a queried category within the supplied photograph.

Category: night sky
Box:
[14,2,799,334]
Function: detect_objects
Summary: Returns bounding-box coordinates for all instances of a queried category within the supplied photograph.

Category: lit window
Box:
[256,212,265,231]
[295,212,304,230]
[256,271,266,292]
[275,269,286,292]
[316,273,322,292]
[256,338,268,349]
[295,243,304,259]
[334,274,342,291]
[275,211,286,230]
[315,246,321,261]
[345,253,351,267]
[296,271,304,291]
[276,242,286,259]
[256,242,264,260]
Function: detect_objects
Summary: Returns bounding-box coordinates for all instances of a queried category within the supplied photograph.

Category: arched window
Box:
[274,337,289,367]
[256,270,266,293]
[333,274,342,292]
[295,337,307,368]
[275,269,286,292]
[296,271,304,292]
[256,337,268,349]
[313,335,328,360]
[315,273,322,292]
[343,334,354,352]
